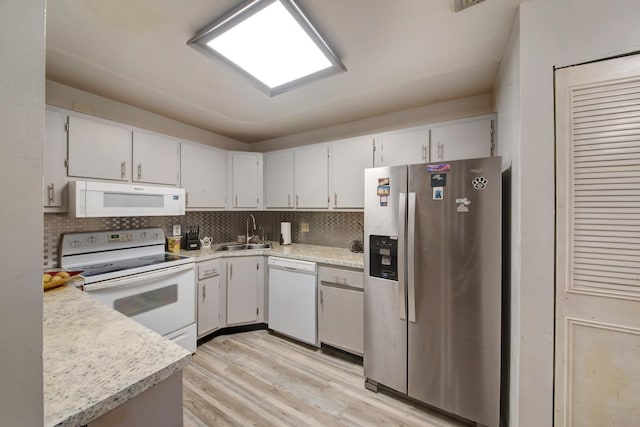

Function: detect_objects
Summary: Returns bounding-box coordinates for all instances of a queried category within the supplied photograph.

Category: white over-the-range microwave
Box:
[68,180,185,218]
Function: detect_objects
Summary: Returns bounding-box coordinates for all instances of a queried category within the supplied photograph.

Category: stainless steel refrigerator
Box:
[363,156,502,427]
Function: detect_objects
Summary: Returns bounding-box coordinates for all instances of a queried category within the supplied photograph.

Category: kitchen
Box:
[3,0,640,426]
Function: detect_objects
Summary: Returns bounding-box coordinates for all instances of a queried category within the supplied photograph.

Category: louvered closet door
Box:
[555,55,640,427]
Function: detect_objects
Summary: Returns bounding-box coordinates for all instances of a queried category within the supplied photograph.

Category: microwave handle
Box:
[84,263,194,292]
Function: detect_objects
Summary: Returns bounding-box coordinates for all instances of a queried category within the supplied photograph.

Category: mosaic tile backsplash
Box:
[43,211,364,268]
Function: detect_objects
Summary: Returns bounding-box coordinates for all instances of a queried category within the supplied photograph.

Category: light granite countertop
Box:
[181,242,364,269]
[43,285,191,427]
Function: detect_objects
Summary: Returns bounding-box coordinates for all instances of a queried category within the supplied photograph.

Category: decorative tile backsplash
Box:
[43,211,364,268]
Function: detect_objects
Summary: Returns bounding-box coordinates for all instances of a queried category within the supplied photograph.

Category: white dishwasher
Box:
[268,257,318,346]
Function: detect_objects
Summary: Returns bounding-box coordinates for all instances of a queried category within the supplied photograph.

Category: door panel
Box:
[363,166,408,393]
[407,158,501,427]
[555,54,640,426]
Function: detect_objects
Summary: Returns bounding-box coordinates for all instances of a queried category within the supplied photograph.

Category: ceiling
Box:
[45,0,527,143]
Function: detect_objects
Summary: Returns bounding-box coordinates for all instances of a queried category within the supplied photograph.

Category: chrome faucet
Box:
[246,214,256,244]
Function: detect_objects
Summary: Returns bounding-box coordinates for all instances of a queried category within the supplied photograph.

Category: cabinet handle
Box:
[47,183,55,205]
[230,263,233,280]
[296,194,299,207]
[185,192,189,206]
[421,144,427,162]
[137,163,142,180]
[235,194,238,207]
[288,194,291,207]
[438,143,444,161]
[121,161,126,179]
[202,284,206,299]
[320,289,323,306]
[334,193,337,208]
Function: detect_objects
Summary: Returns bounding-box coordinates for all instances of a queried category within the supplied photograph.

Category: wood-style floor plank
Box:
[183,330,467,427]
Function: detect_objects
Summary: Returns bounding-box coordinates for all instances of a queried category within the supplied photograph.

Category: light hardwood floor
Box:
[183,330,467,427]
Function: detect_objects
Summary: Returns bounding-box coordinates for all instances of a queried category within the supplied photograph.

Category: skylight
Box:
[188,0,346,97]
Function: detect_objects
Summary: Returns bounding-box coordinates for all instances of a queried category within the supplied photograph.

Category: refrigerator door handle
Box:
[407,192,417,323]
[398,192,407,321]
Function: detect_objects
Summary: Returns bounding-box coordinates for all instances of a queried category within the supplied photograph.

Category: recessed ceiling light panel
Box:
[188,0,346,96]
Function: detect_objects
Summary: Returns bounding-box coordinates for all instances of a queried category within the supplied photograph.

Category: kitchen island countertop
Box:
[181,242,364,269]
[43,285,191,427]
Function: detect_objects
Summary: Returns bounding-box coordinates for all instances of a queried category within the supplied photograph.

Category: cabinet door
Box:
[67,115,131,181]
[44,108,68,209]
[264,150,294,209]
[231,153,262,208]
[430,118,493,162]
[330,136,373,209]
[197,275,221,337]
[181,143,226,209]
[318,284,364,355]
[132,131,179,185]
[294,145,329,209]
[226,257,260,325]
[374,127,429,167]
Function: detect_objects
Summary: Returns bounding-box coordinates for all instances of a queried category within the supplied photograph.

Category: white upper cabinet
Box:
[374,126,429,167]
[294,144,329,209]
[264,150,294,209]
[67,114,132,181]
[429,117,494,162]
[330,136,373,209]
[132,131,179,186]
[44,107,68,210]
[230,152,263,209]
[181,142,227,209]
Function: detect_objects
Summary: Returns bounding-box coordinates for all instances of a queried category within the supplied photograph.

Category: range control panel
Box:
[60,228,165,255]
[369,235,398,281]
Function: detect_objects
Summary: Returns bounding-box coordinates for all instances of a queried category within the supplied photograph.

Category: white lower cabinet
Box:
[196,259,224,338]
[317,266,364,356]
[226,256,264,326]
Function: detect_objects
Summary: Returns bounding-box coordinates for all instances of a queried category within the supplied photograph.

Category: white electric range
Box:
[60,228,196,353]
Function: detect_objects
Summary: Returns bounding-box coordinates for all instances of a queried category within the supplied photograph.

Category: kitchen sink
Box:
[215,243,272,251]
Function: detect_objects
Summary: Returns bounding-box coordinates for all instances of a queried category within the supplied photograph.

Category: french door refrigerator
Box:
[363,156,502,427]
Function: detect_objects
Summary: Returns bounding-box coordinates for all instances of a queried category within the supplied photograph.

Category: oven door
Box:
[84,263,195,337]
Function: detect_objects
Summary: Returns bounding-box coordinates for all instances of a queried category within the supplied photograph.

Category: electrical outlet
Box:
[301,223,309,233]
[172,224,181,237]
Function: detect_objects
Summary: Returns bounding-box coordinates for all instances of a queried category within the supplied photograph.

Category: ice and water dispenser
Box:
[369,235,398,281]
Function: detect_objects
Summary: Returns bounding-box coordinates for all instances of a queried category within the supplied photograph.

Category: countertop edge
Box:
[54,353,191,427]
[180,243,364,269]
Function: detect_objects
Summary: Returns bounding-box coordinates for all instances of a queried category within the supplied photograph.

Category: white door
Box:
[264,150,294,208]
[330,136,373,209]
[555,54,640,426]
[429,117,493,162]
[44,108,68,209]
[197,275,221,337]
[231,152,262,208]
[67,115,131,181]
[132,131,179,186]
[181,142,226,209]
[374,126,429,167]
[226,257,259,325]
[294,144,329,209]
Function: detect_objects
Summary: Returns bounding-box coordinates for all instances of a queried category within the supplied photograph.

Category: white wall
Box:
[0,1,45,425]
[493,12,521,426]
[495,0,640,425]
[46,80,248,152]
[250,93,494,152]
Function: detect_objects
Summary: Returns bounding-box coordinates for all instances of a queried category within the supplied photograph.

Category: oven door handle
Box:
[83,263,194,292]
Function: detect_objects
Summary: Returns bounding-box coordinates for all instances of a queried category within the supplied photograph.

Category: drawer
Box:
[197,259,221,280]
[318,265,363,290]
